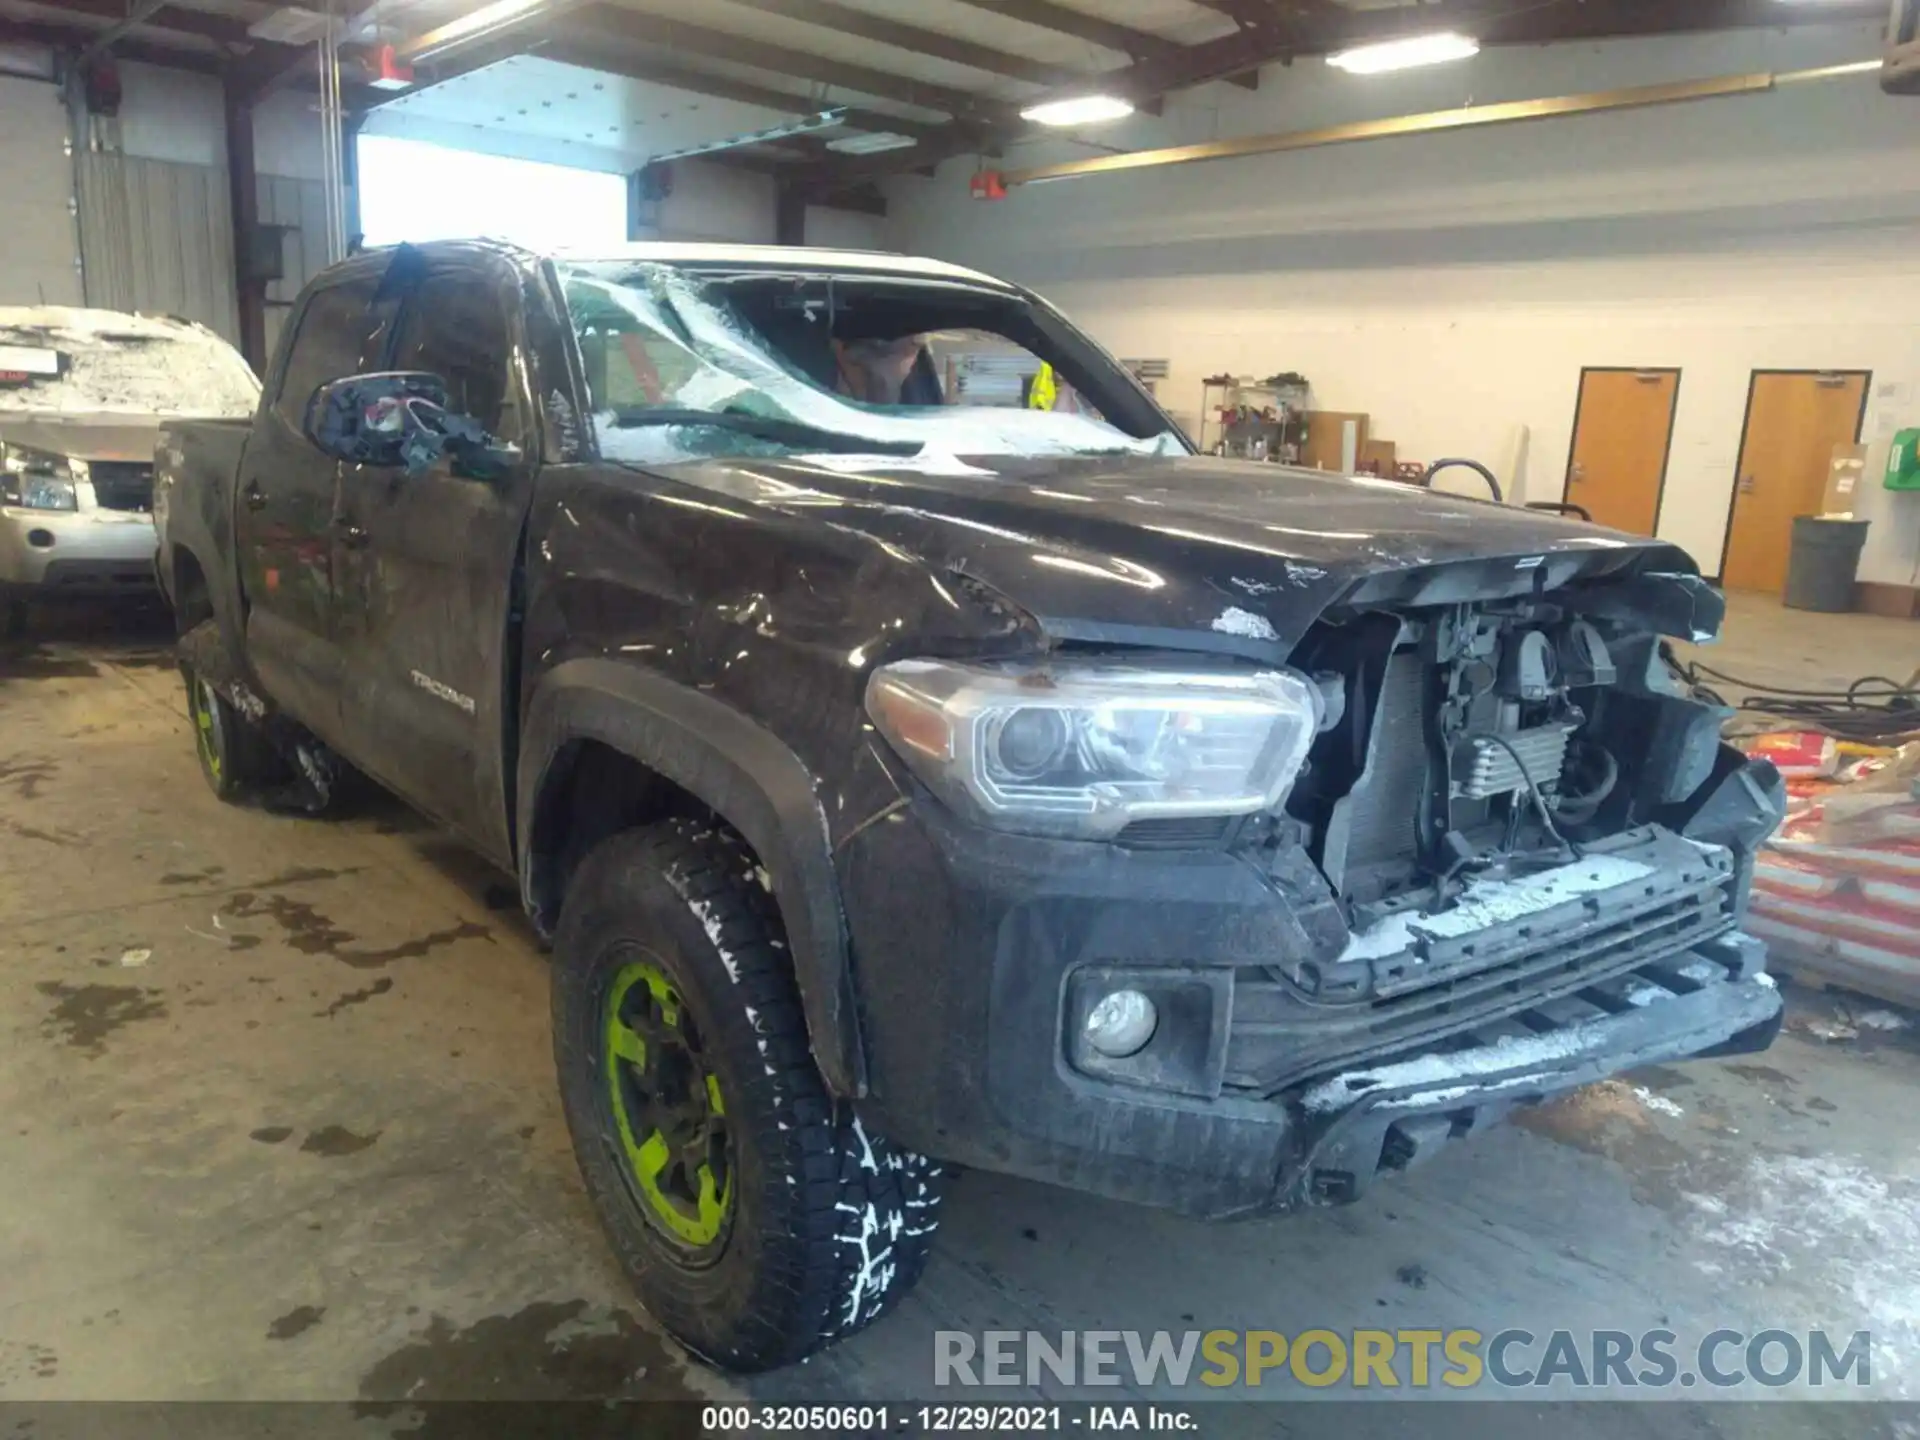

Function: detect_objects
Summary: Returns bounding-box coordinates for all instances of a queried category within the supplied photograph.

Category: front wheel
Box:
[552,819,942,1372]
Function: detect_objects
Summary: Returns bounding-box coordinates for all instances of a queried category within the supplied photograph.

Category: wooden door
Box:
[1721,371,1871,593]
[1563,368,1680,535]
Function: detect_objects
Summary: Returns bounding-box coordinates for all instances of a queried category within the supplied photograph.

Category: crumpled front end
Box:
[840,555,1785,1217]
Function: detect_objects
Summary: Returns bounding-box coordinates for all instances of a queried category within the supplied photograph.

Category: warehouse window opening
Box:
[355,134,625,252]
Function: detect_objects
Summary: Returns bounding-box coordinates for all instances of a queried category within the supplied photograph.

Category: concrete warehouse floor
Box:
[1,593,1916,1432]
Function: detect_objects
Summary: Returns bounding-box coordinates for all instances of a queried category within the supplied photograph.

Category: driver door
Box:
[333,254,533,866]
[233,275,386,746]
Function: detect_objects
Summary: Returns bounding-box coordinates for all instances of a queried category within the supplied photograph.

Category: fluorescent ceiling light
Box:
[1021,94,1134,126]
[826,131,919,155]
[399,0,549,62]
[1328,32,1480,75]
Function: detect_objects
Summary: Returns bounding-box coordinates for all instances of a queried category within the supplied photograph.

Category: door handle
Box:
[333,516,370,548]
[242,481,268,511]
[1738,474,1758,495]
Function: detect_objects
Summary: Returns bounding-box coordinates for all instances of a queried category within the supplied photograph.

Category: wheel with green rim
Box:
[554,818,944,1372]
[181,660,281,803]
[604,957,734,1252]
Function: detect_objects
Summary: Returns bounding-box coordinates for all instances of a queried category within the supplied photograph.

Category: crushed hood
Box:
[659,452,1700,655]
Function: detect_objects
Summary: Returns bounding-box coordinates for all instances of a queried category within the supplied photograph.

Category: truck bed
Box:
[155,416,251,608]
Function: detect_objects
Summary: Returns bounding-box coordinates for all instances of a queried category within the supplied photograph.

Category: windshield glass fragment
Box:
[558,261,1185,466]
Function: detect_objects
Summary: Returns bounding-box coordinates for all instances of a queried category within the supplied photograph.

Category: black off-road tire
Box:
[553,818,943,1372]
[181,659,284,803]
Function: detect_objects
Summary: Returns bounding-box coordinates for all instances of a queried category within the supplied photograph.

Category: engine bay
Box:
[1285,590,1760,936]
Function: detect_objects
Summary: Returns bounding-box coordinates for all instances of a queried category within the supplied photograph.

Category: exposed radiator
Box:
[1454,724,1574,800]
[1339,652,1428,871]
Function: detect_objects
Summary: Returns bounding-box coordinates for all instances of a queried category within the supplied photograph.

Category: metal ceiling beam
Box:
[0,13,221,68]
[948,0,1260,88]
[946,0,1182,59]
[533,30,954,142]
[1187,0,1283,24]
[567,5,998,118]
[813,17,1308,186]
[38,0,251,46]
[722,0,1082,88]
[72,0,168,65]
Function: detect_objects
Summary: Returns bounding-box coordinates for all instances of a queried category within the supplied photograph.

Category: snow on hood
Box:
[0,306,258,420]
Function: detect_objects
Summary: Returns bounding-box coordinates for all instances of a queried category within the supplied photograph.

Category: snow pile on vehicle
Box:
[0,306,258,417]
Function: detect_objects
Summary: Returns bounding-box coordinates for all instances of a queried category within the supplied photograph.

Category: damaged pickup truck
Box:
[155,239,1786,1372]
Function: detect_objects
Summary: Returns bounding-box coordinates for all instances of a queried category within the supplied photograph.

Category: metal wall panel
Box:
[0,74,84,305]
[259,173,337,363]
[76,149,240,342]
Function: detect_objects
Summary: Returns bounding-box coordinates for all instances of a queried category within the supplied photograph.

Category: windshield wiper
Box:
[608,406,922,457]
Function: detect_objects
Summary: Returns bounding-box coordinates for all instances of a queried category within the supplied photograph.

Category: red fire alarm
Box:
[366,44,414,91]
[968,169,1007,201]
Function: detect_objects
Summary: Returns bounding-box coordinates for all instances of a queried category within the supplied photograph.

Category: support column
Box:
[222,72,267,373]
[774,181,806,247]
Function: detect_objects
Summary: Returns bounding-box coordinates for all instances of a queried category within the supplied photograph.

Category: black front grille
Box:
[89,461,154,512]
[42,559,156,591]
[1117,815,1235,848]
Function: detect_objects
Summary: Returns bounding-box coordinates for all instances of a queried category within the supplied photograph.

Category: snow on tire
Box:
[553,815,944,1372]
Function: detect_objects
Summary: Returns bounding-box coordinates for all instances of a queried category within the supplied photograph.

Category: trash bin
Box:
[1783,516,1870,613]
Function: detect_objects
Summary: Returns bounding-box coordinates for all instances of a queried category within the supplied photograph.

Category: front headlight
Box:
[866,658,1322,840]
[0,445,79,510]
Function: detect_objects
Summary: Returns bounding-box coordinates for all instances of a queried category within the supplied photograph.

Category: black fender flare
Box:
[518,659,865,1097]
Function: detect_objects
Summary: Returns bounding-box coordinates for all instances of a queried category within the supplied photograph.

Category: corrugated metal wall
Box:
[259,174,332,363]
[76,149,239,342]
[0,73,84,305]
[75,148,341,366]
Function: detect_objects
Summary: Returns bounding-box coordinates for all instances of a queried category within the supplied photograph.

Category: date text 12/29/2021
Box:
[702,1406,1196,1432]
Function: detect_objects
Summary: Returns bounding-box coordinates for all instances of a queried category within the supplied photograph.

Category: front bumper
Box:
[0,505,158,594]
[841,806,1782,1219]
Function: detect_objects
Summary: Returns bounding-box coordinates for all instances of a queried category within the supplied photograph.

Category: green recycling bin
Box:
[1782,516,1870,613]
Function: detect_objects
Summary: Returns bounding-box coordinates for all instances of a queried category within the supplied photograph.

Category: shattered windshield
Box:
[0,308,259,418]
[557,261,1184,467]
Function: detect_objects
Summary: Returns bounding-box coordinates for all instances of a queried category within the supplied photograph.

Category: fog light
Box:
[1084,989,1157,1058]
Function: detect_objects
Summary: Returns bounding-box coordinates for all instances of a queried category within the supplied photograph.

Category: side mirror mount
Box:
[306,372,510,477]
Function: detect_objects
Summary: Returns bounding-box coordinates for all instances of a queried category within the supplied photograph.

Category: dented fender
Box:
[517,658,866,1096]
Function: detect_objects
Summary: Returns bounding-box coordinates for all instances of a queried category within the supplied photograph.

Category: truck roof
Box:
[554,242,1014,289]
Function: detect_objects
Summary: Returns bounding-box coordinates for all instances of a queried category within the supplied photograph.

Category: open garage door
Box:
[356,132,626,251]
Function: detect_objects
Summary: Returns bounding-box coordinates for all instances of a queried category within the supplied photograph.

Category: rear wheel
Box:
[553,819,943,1372]
[182,663,281,803]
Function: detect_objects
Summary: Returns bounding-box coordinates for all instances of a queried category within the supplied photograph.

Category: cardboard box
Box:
[1302,411,1370,472]
[1358,439,1397,477]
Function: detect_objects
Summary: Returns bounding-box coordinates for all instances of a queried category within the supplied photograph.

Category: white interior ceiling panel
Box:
[360,53,807,172]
